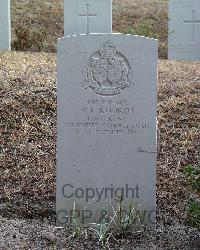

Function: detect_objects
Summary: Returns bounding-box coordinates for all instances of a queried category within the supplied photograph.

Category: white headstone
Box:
[0,0,11,51]
[56,34,157,228]
[64,0,112,35]
[168,0,200,61]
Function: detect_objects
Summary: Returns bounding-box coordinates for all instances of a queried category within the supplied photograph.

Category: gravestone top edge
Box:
[58,33,158,42]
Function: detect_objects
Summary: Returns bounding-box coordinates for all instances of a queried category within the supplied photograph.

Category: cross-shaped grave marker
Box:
[78,3,97,34]
[64,0,112,36]
[168,0,200,61]
[184,9,200,41]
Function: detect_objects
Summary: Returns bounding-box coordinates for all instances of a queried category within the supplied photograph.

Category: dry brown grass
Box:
[0,51,200,248]
[113,0,168,58]
[11,0,168,57]
[0,52,57,218]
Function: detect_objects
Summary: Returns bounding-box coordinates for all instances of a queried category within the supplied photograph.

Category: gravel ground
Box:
[0,51,200,249]
[0,216,199,249]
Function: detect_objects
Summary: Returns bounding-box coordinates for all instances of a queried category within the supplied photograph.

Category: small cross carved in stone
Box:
[78,3,97,34]
[183,10,200,41]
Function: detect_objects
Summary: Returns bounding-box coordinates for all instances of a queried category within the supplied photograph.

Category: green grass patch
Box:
[184,164,200,193]
[184,156,200,228]
[187,200,200,229]
[123,22,158,39]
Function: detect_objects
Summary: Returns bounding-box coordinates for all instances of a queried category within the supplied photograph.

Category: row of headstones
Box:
[0,0,200,61]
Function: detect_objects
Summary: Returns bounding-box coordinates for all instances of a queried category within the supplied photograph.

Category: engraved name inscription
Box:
[64,99,151,136]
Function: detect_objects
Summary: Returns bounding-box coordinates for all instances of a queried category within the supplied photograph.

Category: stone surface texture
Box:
[168,0,200,61]
[64,0,112,35]
[56,34,157,228]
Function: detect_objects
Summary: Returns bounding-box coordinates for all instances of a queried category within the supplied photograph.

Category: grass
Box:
[184,163,200,194]
[187,201,200,229]
[112,200,139,235]
[70,200,140,247]
[11,0,168,58]
[123,22,158,39]
[12,26,48,52]
[11,0,64,52]
[184,156,200,228]
[70,202,83,237]
[90,217,113,247]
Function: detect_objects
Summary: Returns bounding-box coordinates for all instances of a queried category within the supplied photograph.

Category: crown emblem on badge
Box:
[99,41,116,58]
[81,41,134,96]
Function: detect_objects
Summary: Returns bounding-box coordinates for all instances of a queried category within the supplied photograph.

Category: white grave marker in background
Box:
[56,34,157,228]
[168,0,200,61]
[0,0,11,51]
[64,0,112,35]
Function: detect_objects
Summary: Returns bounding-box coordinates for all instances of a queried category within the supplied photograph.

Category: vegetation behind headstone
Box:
[11,0,168,58]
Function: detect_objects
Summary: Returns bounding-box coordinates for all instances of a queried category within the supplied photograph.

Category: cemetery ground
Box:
[0,51,200,249]
[11,0,168,58]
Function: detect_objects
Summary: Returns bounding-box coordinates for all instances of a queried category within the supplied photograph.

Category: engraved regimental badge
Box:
[81,41,134,96]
